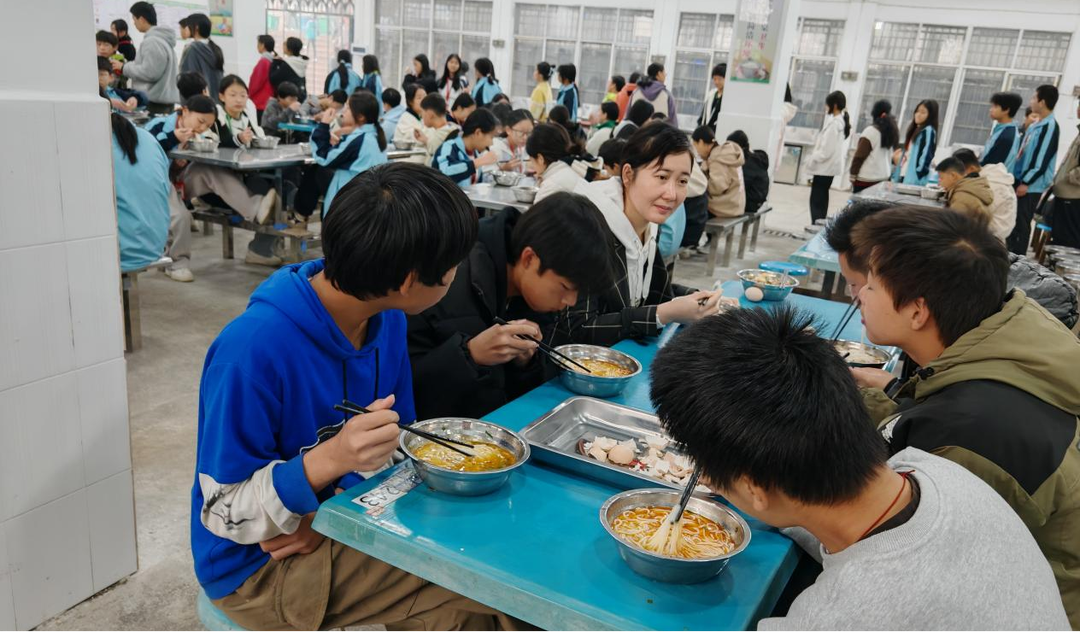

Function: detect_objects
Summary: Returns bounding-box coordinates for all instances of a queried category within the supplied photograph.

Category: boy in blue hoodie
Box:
[192,163,513,630]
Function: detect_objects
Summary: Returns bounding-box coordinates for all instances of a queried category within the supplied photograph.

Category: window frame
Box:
[670,12,734,124]
[266,0,357,94]
[787,18,845,131]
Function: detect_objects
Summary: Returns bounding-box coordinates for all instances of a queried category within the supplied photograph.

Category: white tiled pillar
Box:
[0,2,136,629]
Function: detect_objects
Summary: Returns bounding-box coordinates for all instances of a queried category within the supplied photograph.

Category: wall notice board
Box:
[93,0,210,34]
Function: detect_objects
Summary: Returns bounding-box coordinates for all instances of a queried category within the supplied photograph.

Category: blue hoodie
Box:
[471,76,502,108]
[359,72,384,103]
[1014,112,1060,193]
[190,259,416,599]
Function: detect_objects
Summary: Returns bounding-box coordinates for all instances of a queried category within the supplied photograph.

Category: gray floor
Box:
[36,183,851,630]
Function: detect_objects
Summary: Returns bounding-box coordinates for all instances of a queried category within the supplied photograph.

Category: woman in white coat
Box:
[804,91,851,223]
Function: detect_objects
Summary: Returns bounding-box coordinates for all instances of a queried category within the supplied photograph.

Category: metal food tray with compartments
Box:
[518,396,691,491]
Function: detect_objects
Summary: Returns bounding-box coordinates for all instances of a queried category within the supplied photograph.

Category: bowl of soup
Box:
[600,489,751,583]
[832,340,891,368]
[401,418,530,496]
[737,269,799,301]
[553,344,642,398]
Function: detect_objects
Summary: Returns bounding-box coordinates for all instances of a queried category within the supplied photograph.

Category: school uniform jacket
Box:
[471,76,503,108]
[1014,113,1060,193]
[145,112,186,153]
[982,121,1021,172]
[359,72,383,102]
[893,126,936,186]
[431,135,477,188]
[556,84,580,121]
[697,87,722,130]
[324,63,363,95]
[311,123,388,215]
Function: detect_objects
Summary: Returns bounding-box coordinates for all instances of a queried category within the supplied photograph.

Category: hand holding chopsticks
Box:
[492,317,594,374]
[334,401,476,457]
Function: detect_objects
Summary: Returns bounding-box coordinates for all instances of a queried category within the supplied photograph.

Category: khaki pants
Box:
[183,163,265,221]
[213,539,529,631]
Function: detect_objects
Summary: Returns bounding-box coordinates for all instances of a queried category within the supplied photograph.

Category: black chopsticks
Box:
[492,317,593,374]
[333,401,475,457]
[830,297,860,342]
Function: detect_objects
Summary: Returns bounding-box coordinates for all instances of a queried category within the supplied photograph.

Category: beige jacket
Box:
[982,163,1018,241]
[701,141,745,218]
[1053,125,1080,200]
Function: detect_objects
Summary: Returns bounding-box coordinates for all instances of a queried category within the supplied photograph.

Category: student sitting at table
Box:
[726,130,770,214]
[96,31,128,88]
[551,124,721,347]
[691,125,745,218]
[98,56,143,112]
[110,111,171,274]
[935,156,994,226]
[145,95,218,282]
[308,91,388,217]
[324,49,362,96]
[527,123,591,203]
[176,71,210,102]
[597,138,625,179]
[548,104,586,149]
[206,75,267,148]
[260,81,302,135]
[585,101,619,157]
[192,162,520,631]
[379,87,405,141]
[450,92,476,127]
[408,193,612,420]
[470,58,502,108]
[612,99,653,141]
[848,207,1080,626]
[431,108,499,188]
[649,307,1070,630]
[412,93,458,164]
[491,109,533,172]
[392,83,426,157]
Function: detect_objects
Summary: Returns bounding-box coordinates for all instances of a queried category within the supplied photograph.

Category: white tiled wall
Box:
[0,3,136,627]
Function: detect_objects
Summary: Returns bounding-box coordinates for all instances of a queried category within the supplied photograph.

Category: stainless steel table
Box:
[463,181,534,214]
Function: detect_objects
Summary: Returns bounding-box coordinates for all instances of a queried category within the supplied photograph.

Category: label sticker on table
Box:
[352,461,421,517]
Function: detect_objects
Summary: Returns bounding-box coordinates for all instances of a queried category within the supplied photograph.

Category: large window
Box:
[511,4,652,107]
[374,0,493,90]
[266,0,355,94]
[788,18,844,130]
[862,22,1071,147]
[671,12,734,118]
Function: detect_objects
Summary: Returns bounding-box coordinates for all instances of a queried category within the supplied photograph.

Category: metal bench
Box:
[737,203,774,258]
[121,256,172,351]
[192,207,318,262]
[703,215,751,276]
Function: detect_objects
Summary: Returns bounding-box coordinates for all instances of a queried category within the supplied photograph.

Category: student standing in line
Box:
[379,87,405,141]
[585,101,619,157]
[413,94,459,165]
[110,112,171,274]
[891,100,938,186]
[849,100,899,193]
[357,54,383,102]
[470,57,502,108]
[628,63,677,120]
[309,92,389,217]
[271,37,308,101]
[96,31,128,90]
[1007,85,1061,255]
[692,126,745,219]
[437,53,468,104]
[111,18,137,61]
[804,90,851,223]
[431,108,499,188]
[982,92,1023,171]
[650,306,1070,631]
[530,62,554,122]
[324,50,362,96]
[180,13,225,101]
[1021,107,1040,136]
[615,72,640,121]
[604,75,624,103]
[555,64,580,122]
[112,2,179,115]
[697,63,725,132]
[1050,97,1080,247]
[248,35,276,123]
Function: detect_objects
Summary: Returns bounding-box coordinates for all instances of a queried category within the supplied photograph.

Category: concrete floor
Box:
[36,183,850,630]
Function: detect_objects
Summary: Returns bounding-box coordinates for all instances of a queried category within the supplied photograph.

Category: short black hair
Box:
[610,75,625,92]
[452,92,475,111]
[557,63,576,83]
[935,156,964,174]
[329,89,348,104]
[97,56,112,73]
[419,92,447,115]
[506,108,533,129]
[599,100,619,122]
[823,199,898,272]
[691,125,715,144]
[96,30,119,46]
[650,306,887,505]
[490,102,513,126]
[382,87,402,108]
[509,193,612,293]
[990,92,1022,117]
[461,107,498,136]
[649,112,666,121]
[726,129,749,154]
[176,71,208,101]
[323,163,478,300]
[129,2,156,25]
[646,62,664,79]
[628,71,642,84]
[712,63,727,78]
[952,148,980,169]
[598,138,626,169]
[257,34,275,53]
[854,206,1010,346]
[623,122,692,176]
[111,18,129,34]
[626,99,654,127]
[185,94,216,114]
[1035,84,1059,110]
[276,81,300,100]
[525,122,573,163]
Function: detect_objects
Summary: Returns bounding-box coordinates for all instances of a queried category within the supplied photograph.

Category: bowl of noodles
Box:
[600,489,751,584]
[400,418,530,496]
[553,344,642,398]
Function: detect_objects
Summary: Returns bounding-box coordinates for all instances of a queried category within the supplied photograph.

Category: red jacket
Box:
[249,56,273,110]
[616,83,637,121]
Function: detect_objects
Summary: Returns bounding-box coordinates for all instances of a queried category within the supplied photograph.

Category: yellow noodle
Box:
[414,441,516,472]
[573,359,633,377]
[612,506,736,559]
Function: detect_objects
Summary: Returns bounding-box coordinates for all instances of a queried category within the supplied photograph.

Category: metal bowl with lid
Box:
[553,344,642,398]
[599,489,751,584]
[400,418,530,496]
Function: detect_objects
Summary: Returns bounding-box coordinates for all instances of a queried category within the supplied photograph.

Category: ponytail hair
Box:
[536,61,552,81]
[526,122,575,164]
[335,49,351,92]
[285,37,306,59]
[110,113,139,164]
[871,100,900,149]
[349,91,387,151]
[474,57,496,83]
[188,13,224,70]
[548,104,585,154]
[825,90,851,138]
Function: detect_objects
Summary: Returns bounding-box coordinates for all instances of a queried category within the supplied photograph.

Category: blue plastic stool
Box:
[759,261,809,277]
[197,589,248,631]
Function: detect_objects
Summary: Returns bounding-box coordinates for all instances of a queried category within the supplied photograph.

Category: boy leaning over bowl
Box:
[649,307,1069,630]
[407,192,613,420]
[191,163,521,630]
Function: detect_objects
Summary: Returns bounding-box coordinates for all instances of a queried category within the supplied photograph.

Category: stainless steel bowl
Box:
[553,344,642,398]
[599,489,751,584]
[392,139,417,151]
[297,142,312,155]
[512,185,538,204]
[400,418,530,496]
[920,186,944,200]
[493,171,524,187]
[833,340,891,368]
[737,269,799,301]
[250,136,281,149]
[190,138,219,153]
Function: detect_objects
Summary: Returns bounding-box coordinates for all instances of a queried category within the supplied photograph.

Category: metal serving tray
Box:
[519,396,690,491]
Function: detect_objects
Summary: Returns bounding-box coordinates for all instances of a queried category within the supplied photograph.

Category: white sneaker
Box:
[244,250,283,267]
[256,189,278,225]
[164,266,194,282]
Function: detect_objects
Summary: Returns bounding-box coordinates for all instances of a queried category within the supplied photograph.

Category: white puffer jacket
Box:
[805,113,848,178]
[982,163,1018,241]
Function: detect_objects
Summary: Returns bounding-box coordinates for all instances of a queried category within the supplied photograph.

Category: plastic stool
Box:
[759,261,809,277]
[197,589,247,631]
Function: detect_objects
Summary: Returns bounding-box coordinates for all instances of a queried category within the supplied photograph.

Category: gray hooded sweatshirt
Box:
[122,26,179,105]
[180,40,223,101]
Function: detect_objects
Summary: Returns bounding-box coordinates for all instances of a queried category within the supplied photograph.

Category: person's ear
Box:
[519,246,538,272]
[740,477,771,514]
[909,297,933,332]
[397,271,419,298]
[621,162,634,186]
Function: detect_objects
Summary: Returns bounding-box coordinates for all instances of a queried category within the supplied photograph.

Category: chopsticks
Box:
[669,466,703,524]
[333,401,476,457]
[492,317,593,374]
[830,297,860,342]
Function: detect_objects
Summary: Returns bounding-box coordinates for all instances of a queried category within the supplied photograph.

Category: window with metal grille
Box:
[266,0,356,96]
[671,12,734,120]
[788,18,844,130]
[373,0,492,90]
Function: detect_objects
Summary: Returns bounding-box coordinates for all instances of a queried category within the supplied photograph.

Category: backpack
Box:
[269,58,307,101]
[743,149,771,214]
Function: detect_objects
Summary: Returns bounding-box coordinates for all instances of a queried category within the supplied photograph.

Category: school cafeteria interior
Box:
[3,0,1080,630]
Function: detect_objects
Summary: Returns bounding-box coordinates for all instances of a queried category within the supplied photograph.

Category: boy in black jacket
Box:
[407,193,612,420]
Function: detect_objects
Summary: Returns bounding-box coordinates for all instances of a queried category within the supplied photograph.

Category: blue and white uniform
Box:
[145,112,185,152]
[556,83,580,121]
[324,62,363,95]
[432,135,477,188]
[359,72,384,103]
[311,122,388,215]
[892,125,936,186]
[1013,113,1060,194]
[471,76,502,108]
[113,124,170,272]
[981,121,1021,172]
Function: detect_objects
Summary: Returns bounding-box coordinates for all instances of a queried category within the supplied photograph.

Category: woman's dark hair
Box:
[334,49,353,93]
[510,192,613,293]
[185,94,217,114]
[491,102,513,127]
[726,130,750,155]
[110,112,140,164]
[623,123,692,175]
[452,92,475,111]
[711,63,727,79]
[548,104,572,127]
[902,99,939,148]
[420,92,447,115]
[329,89,348,104]
[257,34,275,52]
[276,81,300,100]
[129,2,157,25]
[626,99,654,127]
[870,100,899,149]
[628,71,642,85]
[525,122,575,164]
[599,101,619,122]
[598,138,626,168]
[322,162,477,299]
[362,54,380,75]
[439,53,465,91]
[557,63,577,83]
[348,91,388,151]
[219,74,248,95]
[548,105,585,154]
[506,108,533,129]
[691,125,716,144]
[610,75,625,93]
[825,90,851,138]
[188,13,224,71]
[460,107,499,136]
[414,54,432,78]
[285,37,305,58]
[382,87,402,108]
[536,61,552,81]
[176,71,208,100]
[638,62,664,87]
[111,18,129,34]
[403,82,426,117]
[990,92,1023,118]
[649,112,667,121]
[650,306,889,505]
[491,92,511,106]
[474,57,496,83]
[97,30,119,46]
